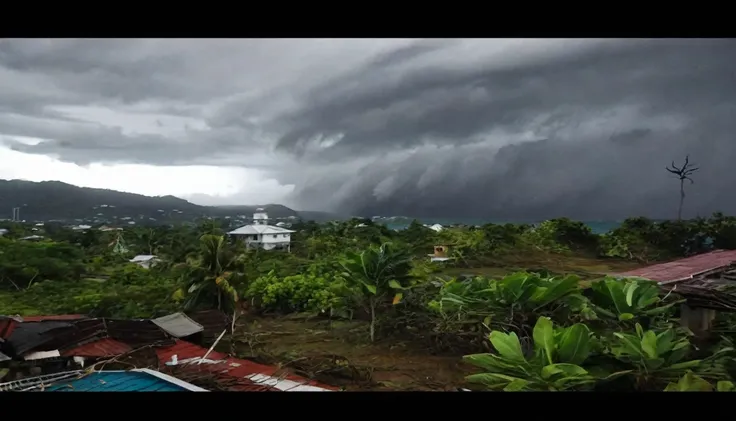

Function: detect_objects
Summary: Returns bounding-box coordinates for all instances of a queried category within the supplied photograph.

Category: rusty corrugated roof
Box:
[617,249,736,283]
[60,338,133,358]
[186,310,229,345]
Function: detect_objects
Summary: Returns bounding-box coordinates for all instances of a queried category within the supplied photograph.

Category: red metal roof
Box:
[155,340,338,391]
[617,249,736,283]
[60,338,133,358]
[21,315,86,322]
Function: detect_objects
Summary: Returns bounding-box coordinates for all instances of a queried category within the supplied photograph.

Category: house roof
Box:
[228,224,295,235]
[152,313,204,338]
[617,249,736,284]
[22,370,207,392]
[5,321,76,356]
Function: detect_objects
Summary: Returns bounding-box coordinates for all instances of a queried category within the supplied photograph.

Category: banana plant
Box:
[589,277,684,322]
[609,323,733,390]
[463,316,627,391]
[664,371,736,391]
[339,242,413,342]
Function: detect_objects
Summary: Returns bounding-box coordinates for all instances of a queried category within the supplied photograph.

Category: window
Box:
[273,234,278,238]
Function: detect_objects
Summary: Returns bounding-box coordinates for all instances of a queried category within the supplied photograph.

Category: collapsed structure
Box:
[0,311,336,392]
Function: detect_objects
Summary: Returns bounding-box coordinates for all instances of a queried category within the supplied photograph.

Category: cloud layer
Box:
[1,38,735,219]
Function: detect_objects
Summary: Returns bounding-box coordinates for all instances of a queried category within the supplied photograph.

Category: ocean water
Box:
[378,218,621,235]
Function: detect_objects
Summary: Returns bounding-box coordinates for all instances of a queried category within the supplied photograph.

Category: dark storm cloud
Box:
[1,38,736,219]
[266,39,736,219]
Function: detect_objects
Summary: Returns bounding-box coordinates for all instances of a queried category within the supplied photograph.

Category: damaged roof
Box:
[155,340,336,391]
[6,321,76,356]
[152,312,204,338]
[40,370,207,392]
[618,249,736,284]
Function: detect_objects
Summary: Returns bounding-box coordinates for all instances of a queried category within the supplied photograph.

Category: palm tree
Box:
[175,234,241,313]
[340,242,413,342]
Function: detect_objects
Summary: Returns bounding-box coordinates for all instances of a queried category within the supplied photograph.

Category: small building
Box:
[428,245,451,262]
[0,229,7,237]
[227,209,295,251]
[616,249,736,336]
[129,255,160,269]
[424,224,444,232]
[19,235,44,241]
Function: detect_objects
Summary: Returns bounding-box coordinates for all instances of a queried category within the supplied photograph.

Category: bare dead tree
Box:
[666,155,699,221]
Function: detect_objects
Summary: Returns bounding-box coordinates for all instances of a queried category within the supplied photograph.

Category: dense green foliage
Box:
[2,213,736,391]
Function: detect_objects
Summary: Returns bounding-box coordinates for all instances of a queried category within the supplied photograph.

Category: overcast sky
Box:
[1,38,735,220]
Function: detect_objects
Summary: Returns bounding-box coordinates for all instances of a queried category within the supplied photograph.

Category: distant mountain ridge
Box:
[0,180,344,223]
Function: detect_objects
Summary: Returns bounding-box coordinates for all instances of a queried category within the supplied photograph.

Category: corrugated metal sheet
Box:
[105,319,173,347]
[155,339,228,363]
[5,321,76,356]
[61,338,132,358]
[152,313,204,338]
[154,340,337,391]
[618,250,736,284]
[39,371,199,392]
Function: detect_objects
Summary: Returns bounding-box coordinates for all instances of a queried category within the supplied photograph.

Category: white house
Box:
[130,255,160,269]
[228,209,295,251]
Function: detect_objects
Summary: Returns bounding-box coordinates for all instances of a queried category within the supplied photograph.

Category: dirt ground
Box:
[229,315,474,391]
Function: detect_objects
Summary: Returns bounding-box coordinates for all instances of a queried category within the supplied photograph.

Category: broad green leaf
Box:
[363,283,377,294]
[388,280,402,289]
[624,282,639,307]
[665,372,713,391]
[504,379,530,391]
[655,329,675,355]
[604,280,629,314]
[541,363,588,380]
[533,276,579,307]
[490,331,526,362]
[667,360,702,370]
[532,317,556,365]
[641,330,659,359]
[557,324,591,365]
[613,332,645,357]
[618,313,635,321]
[463,354,515,372]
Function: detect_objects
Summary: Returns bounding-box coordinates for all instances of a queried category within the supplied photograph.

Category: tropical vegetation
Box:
[2,213,736,391]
